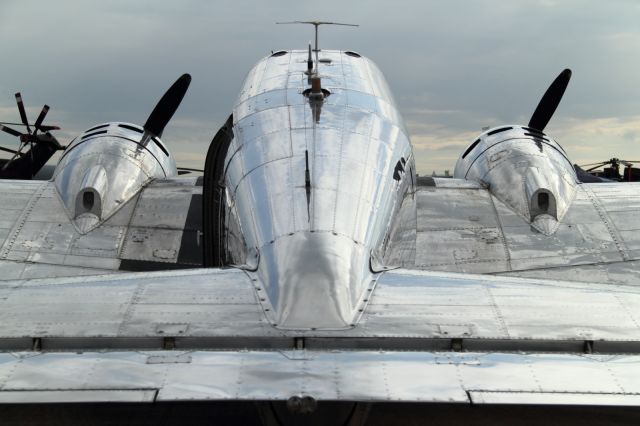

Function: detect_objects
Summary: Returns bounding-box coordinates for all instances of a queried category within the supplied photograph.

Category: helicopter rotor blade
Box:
[0,124,23,138]
[580,161,609,167]
[0,145,23,157]
[33,105,50,133]
[585,163,608,172]
[15,93,31,134]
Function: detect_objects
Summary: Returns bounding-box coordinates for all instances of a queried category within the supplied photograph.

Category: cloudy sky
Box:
[1,0,639,174]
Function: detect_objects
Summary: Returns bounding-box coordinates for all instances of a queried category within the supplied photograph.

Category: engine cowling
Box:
[52,123,177,233]
[454,126,578,235]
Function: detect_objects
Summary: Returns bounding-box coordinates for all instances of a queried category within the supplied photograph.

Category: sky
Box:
[1,0,639,175]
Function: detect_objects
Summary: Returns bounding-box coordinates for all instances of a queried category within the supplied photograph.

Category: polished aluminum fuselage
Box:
[224,50,415,329]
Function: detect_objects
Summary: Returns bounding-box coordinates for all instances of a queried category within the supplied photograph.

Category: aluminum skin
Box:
[53,123,177,234]
[1,46,640,412]
[454,126,577,235]
[1,268,640,406]
[223,50,415,329]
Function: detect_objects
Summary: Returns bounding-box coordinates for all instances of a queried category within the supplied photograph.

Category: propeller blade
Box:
[38,125,60,132]
[0,124,23,138]
[15,93,31,134]
[143,73,191,138]
[33,105,50,132]
[528,69,572,132]
[0,145,22,156]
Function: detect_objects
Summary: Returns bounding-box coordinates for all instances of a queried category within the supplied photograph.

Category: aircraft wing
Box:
[1,267,640,406]
[0,177,202,280]
[389,178,640,284]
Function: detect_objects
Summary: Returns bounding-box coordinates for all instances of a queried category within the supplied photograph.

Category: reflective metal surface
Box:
[1,46,640,411]
[53,123,177,233]
[1,268,640,404]
[1,268,639,345]
[0,177,200,279]
[2,350,640,405]
[454,127,578,235]
[398,178,640,283]
[224,50,415,329]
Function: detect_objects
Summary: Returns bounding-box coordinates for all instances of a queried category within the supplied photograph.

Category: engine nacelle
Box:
[53,123,177,233]
[454,126,578,235]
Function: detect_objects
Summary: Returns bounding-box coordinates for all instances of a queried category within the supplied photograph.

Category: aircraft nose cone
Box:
[256,231,373,330]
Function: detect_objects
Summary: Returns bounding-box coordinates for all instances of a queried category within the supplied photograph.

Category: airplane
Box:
[0,23,640,424]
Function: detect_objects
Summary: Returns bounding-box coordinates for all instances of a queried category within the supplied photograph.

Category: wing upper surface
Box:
[399,179,640,283]
[2,268,640,345]
[1,268,640,405]
[0,177,202,279]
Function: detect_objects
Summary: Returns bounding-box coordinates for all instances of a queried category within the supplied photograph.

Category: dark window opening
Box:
[270,50,287,57]
[344,51,361,58]
[393,159,405,181]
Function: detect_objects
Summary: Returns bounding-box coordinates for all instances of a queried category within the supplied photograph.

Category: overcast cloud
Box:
[1,0,639,174]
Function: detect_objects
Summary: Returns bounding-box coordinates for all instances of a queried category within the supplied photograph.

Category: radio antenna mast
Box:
[276,21,358,72]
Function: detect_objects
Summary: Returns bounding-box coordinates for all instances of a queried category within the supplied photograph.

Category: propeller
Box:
[143,73,191,139]
[528,68,572,132]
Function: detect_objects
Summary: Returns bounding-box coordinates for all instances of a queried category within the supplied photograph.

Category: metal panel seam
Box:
[583,185,630,261]
[487,193,512,271]
[0,182,48,260]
